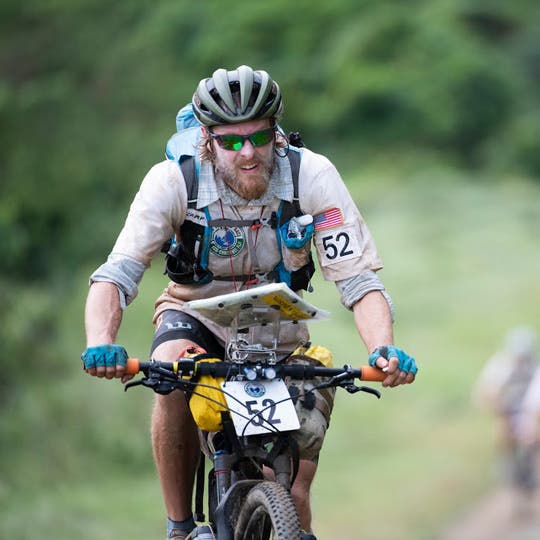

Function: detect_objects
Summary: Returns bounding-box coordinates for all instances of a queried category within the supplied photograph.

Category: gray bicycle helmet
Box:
[192,65,283,126]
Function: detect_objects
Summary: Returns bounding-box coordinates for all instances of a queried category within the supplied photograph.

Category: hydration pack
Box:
[163,105,314,291]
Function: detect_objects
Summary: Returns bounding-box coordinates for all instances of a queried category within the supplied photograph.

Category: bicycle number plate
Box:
[221,380,300,436]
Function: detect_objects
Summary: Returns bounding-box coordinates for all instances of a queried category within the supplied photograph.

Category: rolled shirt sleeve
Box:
[336,270,395,320]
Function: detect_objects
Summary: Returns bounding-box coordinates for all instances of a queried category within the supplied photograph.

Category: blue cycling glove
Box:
[82,344,128,369]
[368,345,418,375]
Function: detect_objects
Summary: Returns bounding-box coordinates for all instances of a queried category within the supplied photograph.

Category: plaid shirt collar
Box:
[196,155,293,208]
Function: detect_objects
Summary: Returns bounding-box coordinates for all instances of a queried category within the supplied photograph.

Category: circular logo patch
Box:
[210,227,245,257]
[244,382,266,398]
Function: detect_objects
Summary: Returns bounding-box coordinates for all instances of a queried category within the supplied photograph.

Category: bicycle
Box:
[124,283,386,540]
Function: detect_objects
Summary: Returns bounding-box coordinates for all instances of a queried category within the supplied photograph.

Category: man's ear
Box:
[202,128,214,156]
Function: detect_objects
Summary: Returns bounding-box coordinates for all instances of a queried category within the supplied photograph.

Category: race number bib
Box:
[315,225,362,267]
[222,380,300,436]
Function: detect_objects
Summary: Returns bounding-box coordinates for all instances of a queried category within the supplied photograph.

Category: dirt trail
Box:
[438,487,540,540]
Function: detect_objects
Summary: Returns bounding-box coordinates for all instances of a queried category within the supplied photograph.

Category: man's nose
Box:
[238,139,256,157]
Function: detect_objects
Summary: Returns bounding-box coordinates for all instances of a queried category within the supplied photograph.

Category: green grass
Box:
[2,165,539,540]
[1,475,163,540]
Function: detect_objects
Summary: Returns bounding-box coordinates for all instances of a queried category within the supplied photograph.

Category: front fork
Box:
[213,451,234,501]
[211,448,293,539]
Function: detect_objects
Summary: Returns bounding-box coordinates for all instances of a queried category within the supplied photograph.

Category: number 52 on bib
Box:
[315,225,362,266]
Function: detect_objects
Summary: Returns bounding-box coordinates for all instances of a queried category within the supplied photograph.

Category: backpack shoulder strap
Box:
[288,149,301,205]
[278,150,302,223]
[179,156,199,207]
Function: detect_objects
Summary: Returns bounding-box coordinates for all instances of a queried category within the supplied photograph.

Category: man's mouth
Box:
[240,163,258,172]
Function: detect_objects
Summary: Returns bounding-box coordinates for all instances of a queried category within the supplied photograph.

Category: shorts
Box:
[151,310,225,357]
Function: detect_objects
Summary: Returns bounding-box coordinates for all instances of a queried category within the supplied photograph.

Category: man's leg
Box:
[291,459,317,533]
[265,458,317,532]
[151,338,201,529]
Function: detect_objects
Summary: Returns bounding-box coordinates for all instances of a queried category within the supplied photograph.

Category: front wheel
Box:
[233,481,301,540]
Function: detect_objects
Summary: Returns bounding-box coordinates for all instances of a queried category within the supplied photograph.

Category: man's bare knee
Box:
[150,338,201,443]
[152,337,202,362]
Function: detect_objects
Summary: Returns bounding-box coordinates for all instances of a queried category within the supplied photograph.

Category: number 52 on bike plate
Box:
[222,380,300,436]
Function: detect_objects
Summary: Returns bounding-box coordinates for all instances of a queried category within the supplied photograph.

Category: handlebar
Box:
[125,357,386,382]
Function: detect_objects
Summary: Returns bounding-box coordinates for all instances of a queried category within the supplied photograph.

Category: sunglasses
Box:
[208,127,275,151]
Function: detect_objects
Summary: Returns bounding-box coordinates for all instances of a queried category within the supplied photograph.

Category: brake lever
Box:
[315,371,351,390]
[314,372,381,399]
[124,375,189,395]
[340,381,381,399]
[124,378,145,391]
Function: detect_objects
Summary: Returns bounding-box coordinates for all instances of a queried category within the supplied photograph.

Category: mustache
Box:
[237,155,268,167]
[215,154,277,200]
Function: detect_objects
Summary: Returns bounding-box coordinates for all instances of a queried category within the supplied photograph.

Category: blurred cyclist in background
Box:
[518,359,540,491]
[474,326,539,495]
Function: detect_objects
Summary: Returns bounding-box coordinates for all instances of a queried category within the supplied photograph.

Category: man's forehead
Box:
[211,118,271,135]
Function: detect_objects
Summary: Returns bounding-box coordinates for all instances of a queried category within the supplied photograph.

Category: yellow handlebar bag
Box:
[188,346,333,434]
[188,357,229,432]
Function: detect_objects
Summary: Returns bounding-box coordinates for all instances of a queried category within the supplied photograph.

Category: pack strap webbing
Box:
[179,158,199,206]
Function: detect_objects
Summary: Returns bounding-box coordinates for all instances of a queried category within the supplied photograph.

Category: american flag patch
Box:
[314,207,343,231]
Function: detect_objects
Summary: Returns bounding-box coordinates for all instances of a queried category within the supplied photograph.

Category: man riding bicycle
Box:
[82,65,417,540]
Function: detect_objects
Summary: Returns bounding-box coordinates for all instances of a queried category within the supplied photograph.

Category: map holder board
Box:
[183,283,329,330]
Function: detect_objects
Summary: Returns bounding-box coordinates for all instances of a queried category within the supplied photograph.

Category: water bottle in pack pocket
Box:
[280,214,314,272]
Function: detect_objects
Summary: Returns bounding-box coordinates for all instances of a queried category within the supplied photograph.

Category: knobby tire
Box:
[233,481,301,540]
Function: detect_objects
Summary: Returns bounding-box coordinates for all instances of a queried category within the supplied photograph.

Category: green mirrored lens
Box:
[219,135,244,151]
[250,129,274,147]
